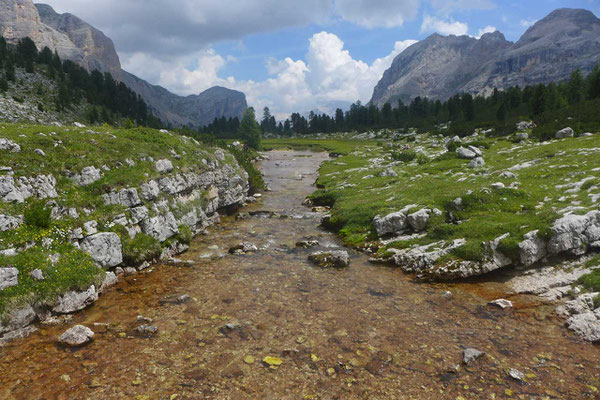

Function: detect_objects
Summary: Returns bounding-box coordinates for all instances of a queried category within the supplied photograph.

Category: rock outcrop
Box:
[371,8,600,107]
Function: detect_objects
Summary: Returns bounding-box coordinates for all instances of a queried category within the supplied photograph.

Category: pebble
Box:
[489,299,513,309]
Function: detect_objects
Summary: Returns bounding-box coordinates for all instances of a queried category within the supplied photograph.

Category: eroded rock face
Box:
[373,212,408,237]
[0,174,57,203]
[567,310,600,342]
[519,230,547,266]
[0,305,36,335]
[0,138,21,152]
[52,286,98,314]
[548,211,600,256]
[141,213,179,242]
[0,267,19,290]
[80,233,123,268]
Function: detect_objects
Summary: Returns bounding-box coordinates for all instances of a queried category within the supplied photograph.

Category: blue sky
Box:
[45,0,600,117]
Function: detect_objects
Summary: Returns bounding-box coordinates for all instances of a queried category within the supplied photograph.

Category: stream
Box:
[0,150,598,399]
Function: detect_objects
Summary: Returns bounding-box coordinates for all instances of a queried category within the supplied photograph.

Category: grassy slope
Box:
[0,123,230,316]
[268,134,600,269]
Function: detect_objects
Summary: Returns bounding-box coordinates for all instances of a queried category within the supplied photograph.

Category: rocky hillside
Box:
[0,124,249,340]
[0,0,248,128]
[371,8,600,108]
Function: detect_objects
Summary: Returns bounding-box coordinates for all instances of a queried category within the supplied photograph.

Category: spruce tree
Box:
[238,107,262,150]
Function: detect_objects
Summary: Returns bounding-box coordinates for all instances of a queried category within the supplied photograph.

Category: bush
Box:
[227,147,266,194]
[24,201,52,229]
[122,233,162,266]
[391,150,417,163]
[175,225,193,245]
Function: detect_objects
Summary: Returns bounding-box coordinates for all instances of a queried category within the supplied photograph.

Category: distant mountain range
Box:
[0,0,246,127]
[371,8,600,108]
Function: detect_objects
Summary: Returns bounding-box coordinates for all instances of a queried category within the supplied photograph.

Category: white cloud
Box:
[333,0,420,28]
[125,32,416,118]
[420,15,469,36]
[476,25,497,39]
[520,18,538,28]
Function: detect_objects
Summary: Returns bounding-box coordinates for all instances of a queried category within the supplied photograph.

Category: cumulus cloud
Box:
[123,32,416,117]
[520,18,538,28]
[476,25,497,38]
[420,15,469,36]
[333,0,420,28]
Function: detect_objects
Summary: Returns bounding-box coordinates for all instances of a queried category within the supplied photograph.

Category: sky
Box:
[42,0,600,119]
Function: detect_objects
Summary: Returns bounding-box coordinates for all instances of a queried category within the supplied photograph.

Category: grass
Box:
[265,131,600,267]
[0,122,247,318]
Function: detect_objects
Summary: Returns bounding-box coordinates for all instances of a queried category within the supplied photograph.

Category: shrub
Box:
[24,201,52,229]
[227,147,266,194]
[176,225,193,245]
[122,233,162,266]
[391,150,417,163]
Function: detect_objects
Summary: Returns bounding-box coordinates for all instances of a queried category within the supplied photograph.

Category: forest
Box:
[202,65,600,140]
[0,36,161,127]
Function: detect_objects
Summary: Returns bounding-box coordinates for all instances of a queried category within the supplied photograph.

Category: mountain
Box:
[35,3,122,79]
[121,71,247,128]
[0,0,247,128]
[371,8,600,108]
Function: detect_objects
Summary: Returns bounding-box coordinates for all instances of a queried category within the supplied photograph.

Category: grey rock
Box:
[582,132,594,137]
[0,305,36,335]
[0,267,19,290]
[140,213,178,242]
[457,147,477,160]
[155,159,173,174]
[83,220,98,236]
[468,157,485,168]
[491,182,505,190]
[515,132,529,141]
[516,121,535,132]
[308,250,350,268]
[136,324,158,336]
[556,127,574,139]
[566,311,600,342]
[98,271,118,293]
[52,285,98,314]
[72,166,102,186]
[518,230,547,266]
[140,180,160,201]
[80,233,123,268]
[489,298,513,309]
[548,210,600,256]
[0,138,21,152]
[463,348,485,364]
[102,188,142,208]
[30,269,44,280]
[467,145,483,157]
[58,325,94,347]
[373,211,408,237]
[34,148,45,156]
[229,242,258,254]
[130,206,149,224]
[508,368,525,382]
[407,209,430,232]
[0,214,22,231]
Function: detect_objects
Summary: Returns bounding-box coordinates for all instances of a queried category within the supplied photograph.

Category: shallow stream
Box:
[0,150,598,399]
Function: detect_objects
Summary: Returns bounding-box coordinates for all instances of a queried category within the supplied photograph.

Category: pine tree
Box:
[239,107,262,150]
[567,69,584,105]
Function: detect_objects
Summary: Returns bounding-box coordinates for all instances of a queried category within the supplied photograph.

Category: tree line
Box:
[199,65,600,139]
[0,36,161,127]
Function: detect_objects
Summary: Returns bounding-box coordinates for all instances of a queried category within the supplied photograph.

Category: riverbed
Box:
[0,150,598,399]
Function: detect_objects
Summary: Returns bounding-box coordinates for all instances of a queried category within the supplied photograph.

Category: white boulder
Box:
[80,233,123,268]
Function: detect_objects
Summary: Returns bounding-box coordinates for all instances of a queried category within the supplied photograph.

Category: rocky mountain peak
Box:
[371,7,600,107]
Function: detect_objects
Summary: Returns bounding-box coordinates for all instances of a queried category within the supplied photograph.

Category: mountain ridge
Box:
[0,0,247,128]
[371,8,600,108]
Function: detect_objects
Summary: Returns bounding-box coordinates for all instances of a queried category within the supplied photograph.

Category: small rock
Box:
[0,267,19,290]
[136,325,158,336]
[34,148,46,157]
[508,368,525,382]
[155,159,174,174]
[491,182,505,190]
[556,127,574,139]
[30,269,44,280]
[489,299,513,309]
[469,157,485,168]
[463,348,485,364]
[296,239,319,248]
[457,147,477,160]
[308,251,350,268]
[442,291,453,299]
[229,242,258,254]
[58,325,94,347]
